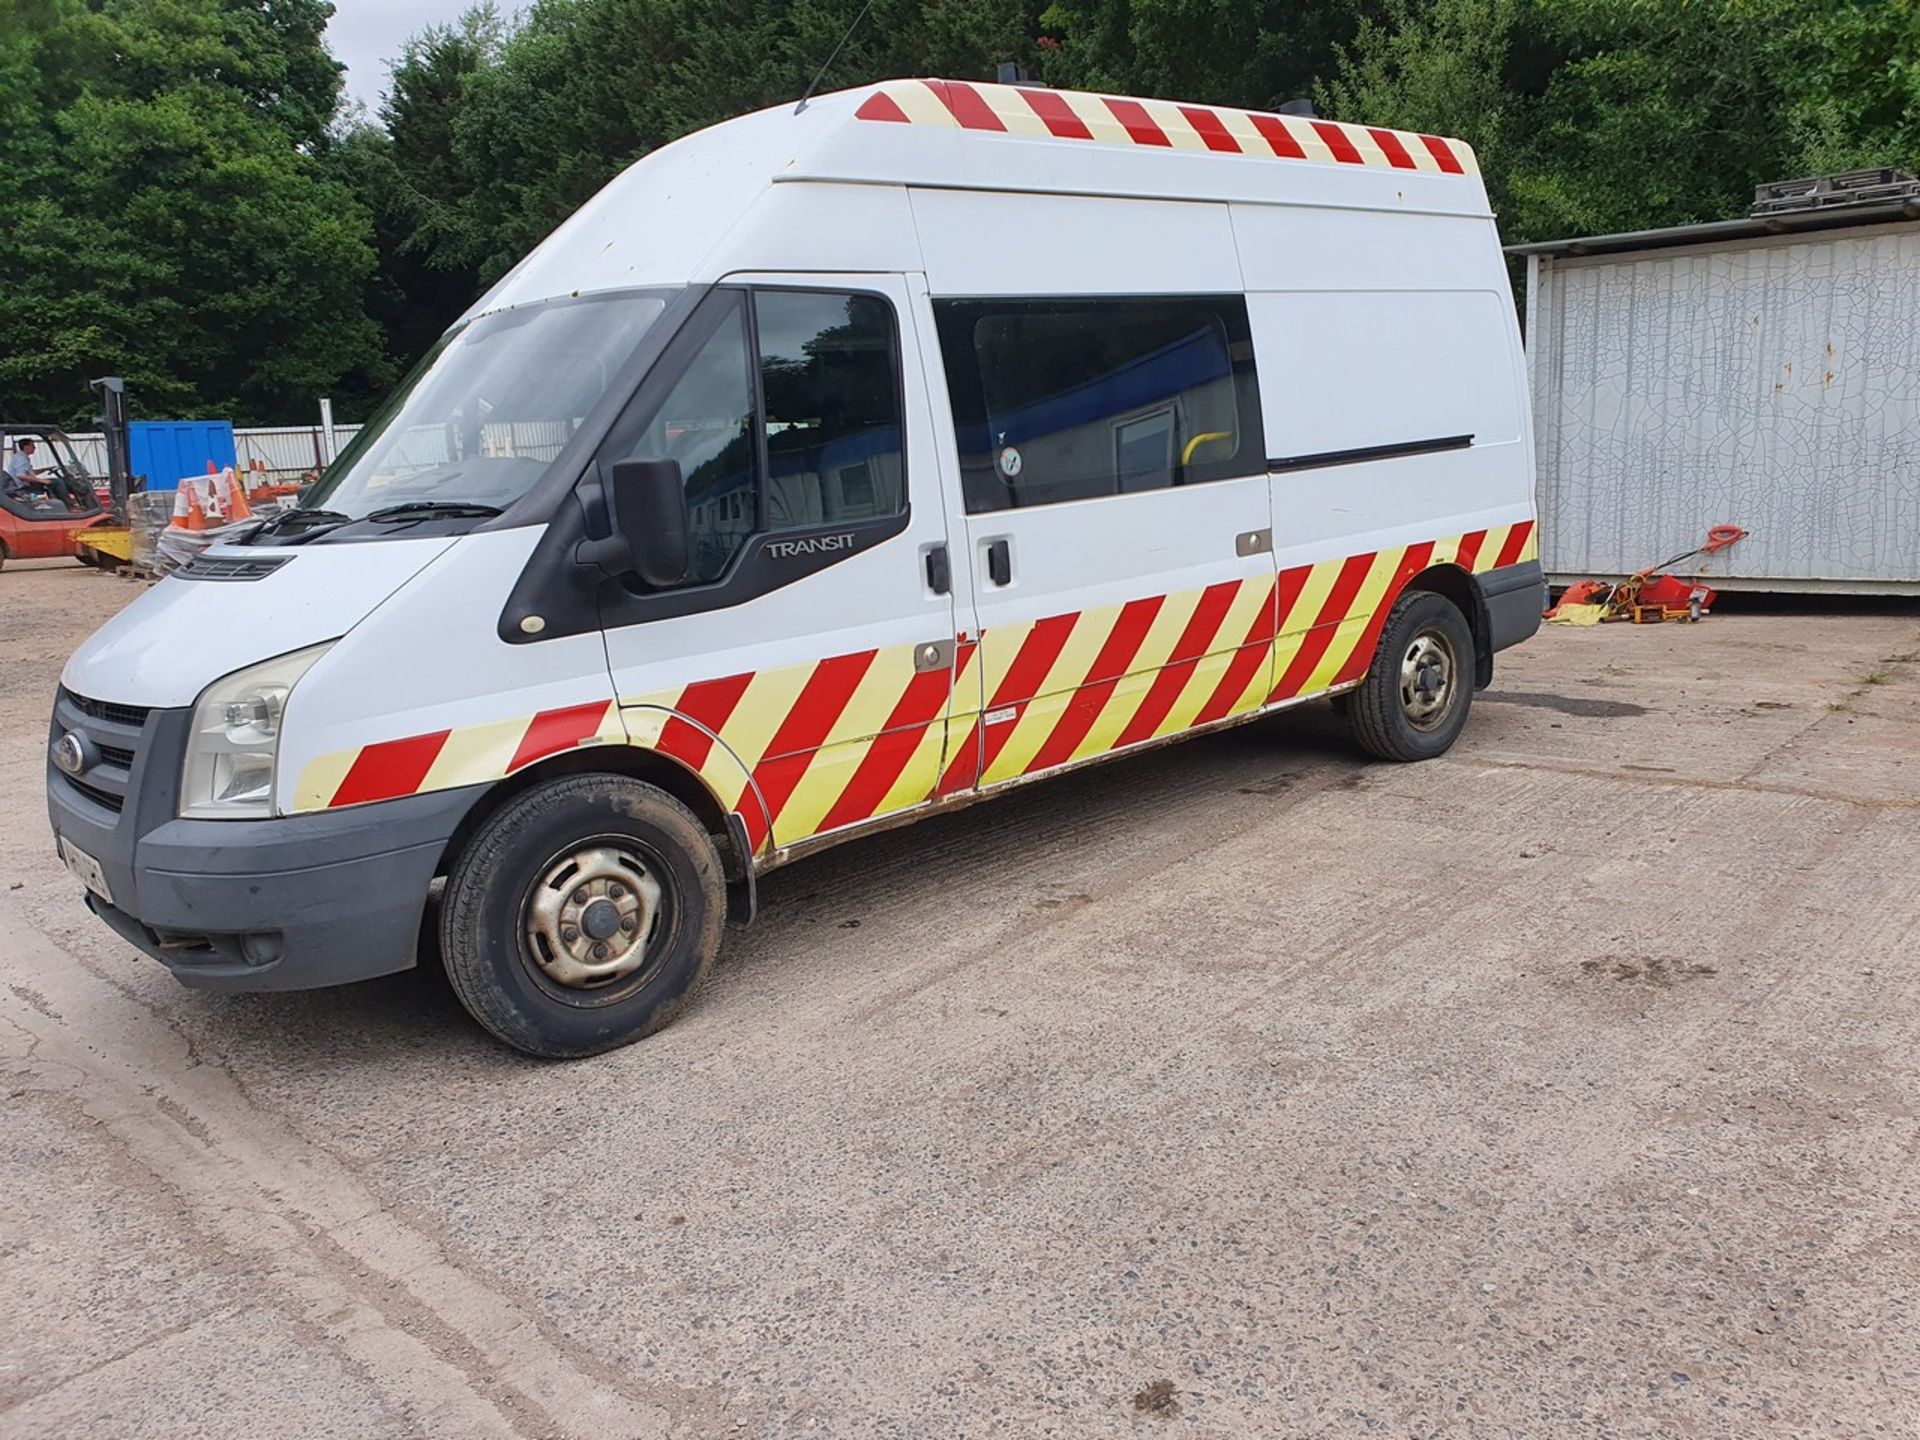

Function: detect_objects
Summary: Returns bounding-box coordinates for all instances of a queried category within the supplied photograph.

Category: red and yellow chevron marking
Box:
[293,697,627,814]
[853,79,1479,179]
[291,522,1535,848]
[940,573,1280,794]
[625,636,979,853]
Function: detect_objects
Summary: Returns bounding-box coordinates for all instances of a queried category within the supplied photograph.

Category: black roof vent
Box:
[1752,168,1920,217]
[174,553,293,582]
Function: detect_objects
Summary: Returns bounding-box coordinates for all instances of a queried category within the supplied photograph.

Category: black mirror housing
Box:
[581,458,690,587]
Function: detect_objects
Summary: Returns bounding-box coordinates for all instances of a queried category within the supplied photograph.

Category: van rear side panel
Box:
[1246,287,1530,550]
[1231,203,1534,561]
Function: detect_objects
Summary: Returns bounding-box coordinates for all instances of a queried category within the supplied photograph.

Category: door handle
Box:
[986,538,1012,587]
[1235,528,1273,557]
[913,638,955,673]
[924,543,951,595]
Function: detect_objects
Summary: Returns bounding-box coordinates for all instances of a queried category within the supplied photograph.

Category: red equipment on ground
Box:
[1546,525,1748,623]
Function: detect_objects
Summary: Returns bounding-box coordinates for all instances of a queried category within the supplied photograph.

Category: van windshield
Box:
[303,290,676,520]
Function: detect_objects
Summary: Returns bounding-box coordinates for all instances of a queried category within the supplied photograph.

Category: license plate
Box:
[58,837,113,905]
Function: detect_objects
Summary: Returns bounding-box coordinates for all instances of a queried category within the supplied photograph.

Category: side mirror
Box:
[579,458,689,587]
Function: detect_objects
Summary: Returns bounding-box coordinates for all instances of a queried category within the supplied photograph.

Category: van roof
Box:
[840,79,1478,180]
[468,80,1489,319]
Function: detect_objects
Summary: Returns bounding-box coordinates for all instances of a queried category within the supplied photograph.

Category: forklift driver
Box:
[5,438,86,510]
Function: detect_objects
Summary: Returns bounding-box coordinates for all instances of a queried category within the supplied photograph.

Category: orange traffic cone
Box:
[223,466,252,521]
[182,481,208,532]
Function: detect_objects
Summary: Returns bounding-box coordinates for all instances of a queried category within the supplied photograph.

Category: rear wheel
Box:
[440,774,726,1058]
[1346,589,1475,762]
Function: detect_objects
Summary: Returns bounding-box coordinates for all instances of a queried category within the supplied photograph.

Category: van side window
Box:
[934,296,1263,514]
[598,286,906,591]
[756,291,904,531]
[627,292,759,584]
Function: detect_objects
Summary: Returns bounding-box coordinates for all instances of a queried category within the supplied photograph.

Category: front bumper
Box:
[46,698,481,992]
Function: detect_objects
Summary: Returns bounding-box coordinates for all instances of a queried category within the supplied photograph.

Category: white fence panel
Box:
[52,424,365,485]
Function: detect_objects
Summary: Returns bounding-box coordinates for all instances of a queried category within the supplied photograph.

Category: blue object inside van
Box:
[127,420,237,491]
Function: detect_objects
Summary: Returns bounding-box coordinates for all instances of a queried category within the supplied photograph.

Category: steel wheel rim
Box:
[521,837,668,998]
[1399,630,1458,731]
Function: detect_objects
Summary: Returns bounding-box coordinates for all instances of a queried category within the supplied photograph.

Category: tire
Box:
[440,774,727,1059]
[1346,589,1475,762]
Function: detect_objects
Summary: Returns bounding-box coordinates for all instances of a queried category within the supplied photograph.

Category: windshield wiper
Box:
[250,506,352,534]
[363,500,504,522]
[234,507,353,547]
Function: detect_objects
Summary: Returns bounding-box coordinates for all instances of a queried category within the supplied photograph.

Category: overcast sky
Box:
[327,0,517,115]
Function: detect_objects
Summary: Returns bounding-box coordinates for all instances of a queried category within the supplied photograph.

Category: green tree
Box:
[321,5,507,394]
[1773,0,1920,176]
[1322,0,1920,246]
[402,0,1046,287]
[0,0,381,426]
[1316,0,1520,213]
[1036,0,1370,109]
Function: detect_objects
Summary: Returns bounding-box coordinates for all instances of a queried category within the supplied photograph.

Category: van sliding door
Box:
[925,292,1278,796]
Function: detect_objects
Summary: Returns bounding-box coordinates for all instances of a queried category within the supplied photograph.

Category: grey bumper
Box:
[46,697,482,992]
[1481,558,1546,654]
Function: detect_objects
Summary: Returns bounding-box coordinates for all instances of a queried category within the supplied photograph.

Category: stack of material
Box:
[127,491,176,571]
[152,466,257,573]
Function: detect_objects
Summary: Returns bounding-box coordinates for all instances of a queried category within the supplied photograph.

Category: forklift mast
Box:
[89,376,131,523]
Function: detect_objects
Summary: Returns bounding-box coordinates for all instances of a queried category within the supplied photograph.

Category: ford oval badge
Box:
[53,731,92,777]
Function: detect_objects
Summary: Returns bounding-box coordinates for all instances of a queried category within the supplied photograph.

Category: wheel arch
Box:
[432,741,755,895]
[1401,562,1493,688]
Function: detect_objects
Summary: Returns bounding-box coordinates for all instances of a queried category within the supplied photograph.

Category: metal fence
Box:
[60,424,366,485]
[57,417,577,491]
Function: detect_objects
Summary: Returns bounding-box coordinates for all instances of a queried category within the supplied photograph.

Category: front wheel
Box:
[1345,590,1475,762]
[440,774,726,1058]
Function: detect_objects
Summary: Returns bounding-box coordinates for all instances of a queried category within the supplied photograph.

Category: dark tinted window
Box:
[935,296,1263,513]
[756,290,904,531]
[598,287,905,589]
[628,292,758,584]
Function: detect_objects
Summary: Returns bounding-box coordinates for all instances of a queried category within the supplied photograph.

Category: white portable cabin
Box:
[1511,192,1920,595]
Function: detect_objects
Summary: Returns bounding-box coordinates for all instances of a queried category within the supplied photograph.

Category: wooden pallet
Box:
[75,527,133,564]
[74,528,157,579]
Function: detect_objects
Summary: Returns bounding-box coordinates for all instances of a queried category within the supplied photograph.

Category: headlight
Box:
[180,643,333,819]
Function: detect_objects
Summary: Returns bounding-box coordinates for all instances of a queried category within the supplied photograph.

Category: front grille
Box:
[64,691,151,728]
[62,774,125,813]
[54,688,153,821]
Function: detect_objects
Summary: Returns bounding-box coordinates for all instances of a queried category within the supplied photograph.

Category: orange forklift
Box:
[0,378,134,571]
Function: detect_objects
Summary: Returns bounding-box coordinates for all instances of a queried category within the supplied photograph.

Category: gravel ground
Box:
[2,556,1917,1439]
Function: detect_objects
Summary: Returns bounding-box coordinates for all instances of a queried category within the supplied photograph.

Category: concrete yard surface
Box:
[2,560,1917,1438]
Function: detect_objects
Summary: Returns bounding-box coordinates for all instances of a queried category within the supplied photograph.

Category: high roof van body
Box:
[47,80,1542,1056]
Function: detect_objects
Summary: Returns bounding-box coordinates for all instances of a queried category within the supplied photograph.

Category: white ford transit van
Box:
[47,80,1542,1057]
